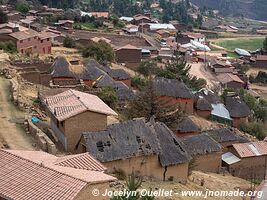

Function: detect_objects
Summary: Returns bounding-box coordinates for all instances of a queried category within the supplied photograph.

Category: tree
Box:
[63,36,76,48]
[97,86,118,108]
[125,80,183,130]
[82,41,114,64]
[137,60,158,77]
[263,36,267,51]
[0,41,17,53]
[0,9,7,24]
[15,1,29,14]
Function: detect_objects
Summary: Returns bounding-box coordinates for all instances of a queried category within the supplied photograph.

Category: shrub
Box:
[0,41,17,53]
[63,36,76,48]
[240,121,266,140]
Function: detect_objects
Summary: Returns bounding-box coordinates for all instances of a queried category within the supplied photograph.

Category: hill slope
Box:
[190,0,267,21]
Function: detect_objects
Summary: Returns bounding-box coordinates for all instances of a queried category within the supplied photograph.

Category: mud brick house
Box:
[7,12,21,22]
[115,44,142,68]
[123,24,139,34]
[8,30,52,54]
[210,60,235,73]
[207,128,250,150]
[80,118,191,183]
[195,97,213,118]
[89,12,109,19]
[109,69,131,87]
[133,14,152,25]
[225,95,251,128]
[177,32,206,45]
[43,89,117,152]
[217,73,245,89]
[0,149,116,200]
[153,77,194,114]
[252,55,267,68]
[181,134,222,173]
[156,30,171,39]
[55,20,74,29]
[176,117,200,137]
[226,141,267,180]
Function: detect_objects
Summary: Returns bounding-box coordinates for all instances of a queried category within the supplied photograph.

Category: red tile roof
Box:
[0,150,116,200]
[55,153,107,171]
[45,89,117,121]
[233,141,267,158]
[217,73,244,84]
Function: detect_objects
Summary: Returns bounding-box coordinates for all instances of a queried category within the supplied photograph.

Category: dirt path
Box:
[189,62,219,89]
[0,77,36,150]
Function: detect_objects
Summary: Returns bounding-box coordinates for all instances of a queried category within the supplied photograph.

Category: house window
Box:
[34,46,37,49]
[28,38,31,42]
[43,47,45,53]
[21,49,23,53]
[60,121,64,127]
[41,40,43,43]
[47,38,50,42]
[20,40,23,43]
[34,36,37,39]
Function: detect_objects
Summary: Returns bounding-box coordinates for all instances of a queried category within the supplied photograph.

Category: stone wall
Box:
[25,116,57,155]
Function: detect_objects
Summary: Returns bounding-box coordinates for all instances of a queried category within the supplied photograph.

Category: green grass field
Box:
[214,37,265,51]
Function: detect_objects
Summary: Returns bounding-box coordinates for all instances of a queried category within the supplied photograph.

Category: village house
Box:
[79,118,191,183]
[252,55,267,68]
[123,24,139,35]
[214,25,238,33]
[43,89,117,152]
[0,149,116,200]
[176,117,200,137]
[225,141,267,180]
[177,32,206,45]
[217,73,245,89]
[195,97,213,118]
[156,29,171,39]
[207,128,250,151]
[55,20,74,29]
[133,14,152,25]
[181,134,222,173]
[115,44,142,68]
[89,12,109,19]
[210,59,235,73]
[8,30,52,54]
[153,77,194,114]
[109,69,131,87]
[7,12,21,22]
[225,95,251,128]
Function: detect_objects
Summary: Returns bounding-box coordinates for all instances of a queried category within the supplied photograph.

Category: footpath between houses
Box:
[9,76,58,154]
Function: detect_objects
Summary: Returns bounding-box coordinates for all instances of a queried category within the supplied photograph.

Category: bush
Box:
[97,86,118,108]
[82,41,114,64]
[0,41,17,53]
[240,121,266,140]
[131,76,148,89]
[63,36,76,48]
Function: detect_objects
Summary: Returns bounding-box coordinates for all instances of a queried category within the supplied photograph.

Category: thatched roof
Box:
[195,88,222,104]
[225,96,251,118]
[153,77,193,99]
[81,60,107,80]
[176,117,200,133]
[83,118,190,166]
[196,97,212,111]
[114,82,135,101]
[49,56,76,78]
[93,74,115,88]
[110,69,130,80]
[207,128,250,143]
[151,121,191,166]
[181,134,221,156]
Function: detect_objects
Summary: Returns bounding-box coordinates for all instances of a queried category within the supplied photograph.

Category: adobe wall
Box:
[196,110,211,119]
[53,111,108,152]
[191,152,222,173]
[104,155,188,183]
[157,96,194,114]
[232,117,248,128]
[228,156,266,180]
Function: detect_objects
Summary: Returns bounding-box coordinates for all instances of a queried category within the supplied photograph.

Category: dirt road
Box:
[189,62,219,89]
[0,77,36,150]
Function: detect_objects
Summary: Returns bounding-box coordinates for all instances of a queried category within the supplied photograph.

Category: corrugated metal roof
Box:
[211,103,232,120]
[233,141,267,158]
[222,152,241,165]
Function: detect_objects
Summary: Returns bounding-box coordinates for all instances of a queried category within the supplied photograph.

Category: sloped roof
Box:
[152,121,191,166]
[109,69,130,80]
[9,29,38,40]
[217,73,244,84]
[44,89,117,121]
[181,134,221,156]
[207,128,250,143]
[225,96,251,118]
[0,150,115,200]
[195,88,222,104]
[81,59,107,80]
[50,56,76,78]
[233,141,267,158]
[83,118,161,162]
[83,119,190,166]
[153,77,193,99]
[222,152,241,165]
[116,44,140,50]
[176,117,200,133]
[211,103,232,120]
[114,82,135,101]
[196,97,212,111]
